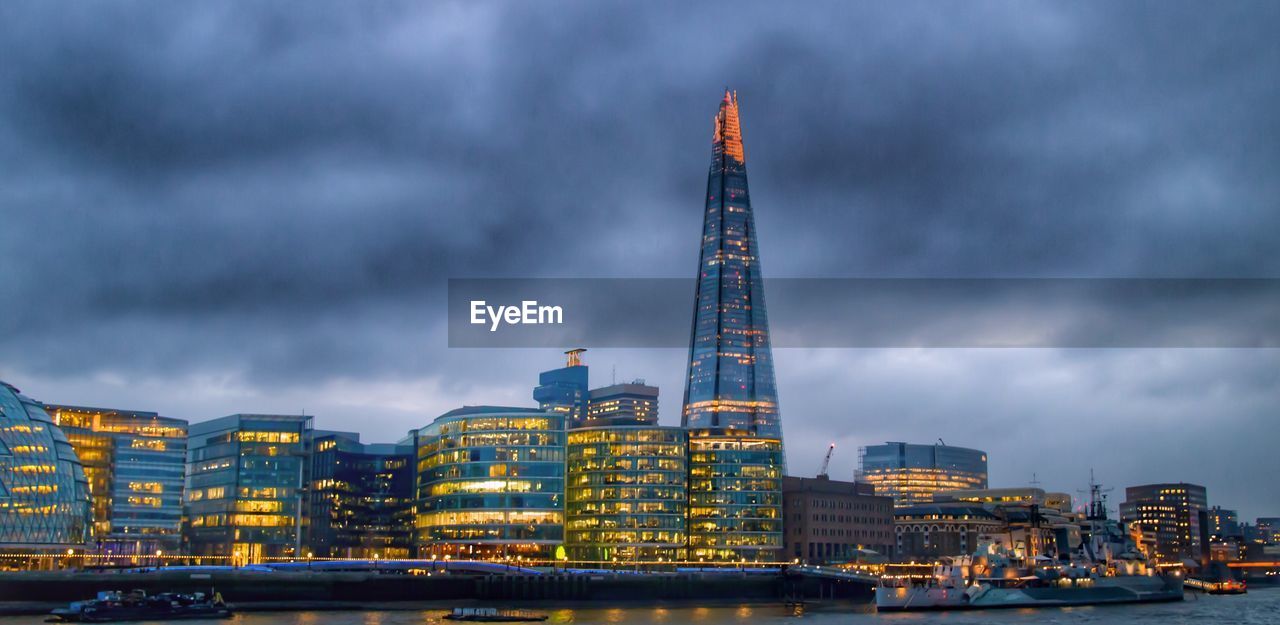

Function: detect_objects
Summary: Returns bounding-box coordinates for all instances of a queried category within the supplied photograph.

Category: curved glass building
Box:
[0,381,91,558]
[414,406,564,559]
[686,429,783,561]
[859,442,988,507]
[565,426,687,562]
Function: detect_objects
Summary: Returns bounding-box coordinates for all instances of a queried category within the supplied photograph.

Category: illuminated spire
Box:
[712,88,745,164]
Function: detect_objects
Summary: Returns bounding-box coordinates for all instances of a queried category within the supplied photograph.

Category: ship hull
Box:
[876,576,1183,611]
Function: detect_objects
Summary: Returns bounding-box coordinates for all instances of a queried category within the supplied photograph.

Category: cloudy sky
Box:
[1,2,1277,519]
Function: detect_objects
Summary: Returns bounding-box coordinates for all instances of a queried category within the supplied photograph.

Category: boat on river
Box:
[444,607,548,622]
[47,589,231,622]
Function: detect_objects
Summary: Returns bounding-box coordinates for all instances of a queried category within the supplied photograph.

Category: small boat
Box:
[47,589,232,622]
[444,607,548,622]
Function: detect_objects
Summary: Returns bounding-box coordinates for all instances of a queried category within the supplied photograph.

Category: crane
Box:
[817,443,836,479]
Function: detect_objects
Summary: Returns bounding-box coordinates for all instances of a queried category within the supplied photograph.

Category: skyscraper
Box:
[1119,482,1207,563]
[682,90,782,440]
[682,91,784,561]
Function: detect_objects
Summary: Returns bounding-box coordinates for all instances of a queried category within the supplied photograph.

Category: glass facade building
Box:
[681,91,785,561]
[413,407,564,559]
[686,430,783,561]
[46,405,187,558]
[0,382,91,558]
[184,414,312,565]
[308,432,414,559]
[533,350,589,429]
[682,91,781,440]
[859,442,989,507]
[565,426,687,562]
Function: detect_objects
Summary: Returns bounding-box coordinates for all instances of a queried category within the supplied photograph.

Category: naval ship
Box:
[876,481,1184,611]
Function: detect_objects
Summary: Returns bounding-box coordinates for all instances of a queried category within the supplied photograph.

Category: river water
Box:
[3,590,1276,624]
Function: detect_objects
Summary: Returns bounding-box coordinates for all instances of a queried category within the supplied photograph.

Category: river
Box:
[3,589,1276,625]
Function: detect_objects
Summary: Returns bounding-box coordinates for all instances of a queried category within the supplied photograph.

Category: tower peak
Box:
[713,90,745,163]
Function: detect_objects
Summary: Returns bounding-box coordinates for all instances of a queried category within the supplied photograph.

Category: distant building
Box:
[412,406,565,559]
[858,442,988,507]
[565,426,687,562]
[184,414,313,565]
[1257,517,1280,544]
[1205,506,1241,540]
[585,381,658,427]
[307,431,414,559]
[533,349,589,429]
[0,382,91,562]
[782,476,895,564]
[932,488,1072,513]
[1119,482,1207,563]
[46,404,187,558]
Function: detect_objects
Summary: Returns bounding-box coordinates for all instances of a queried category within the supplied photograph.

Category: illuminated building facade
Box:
[1119,482,1206,563]
[892,504,1004,559]
[307,432,414,559]
[184,414,313,565]
[681,91,784,561]
[565,426,686,562]
[0,382,91,558]
[782,476,895,564]
[686,430,783,561]
[858,442,988,507]
[413,406,564,559]
[46,404,187,558]
[682,90,782,440]
[533,349,589,429]
[933,487,1072,514]
[585,382,658,427]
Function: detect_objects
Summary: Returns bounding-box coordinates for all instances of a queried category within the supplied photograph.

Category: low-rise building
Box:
[47,404,187,558]
[184,414,313,565]
[308,431,414,559]
[782,476,894,564]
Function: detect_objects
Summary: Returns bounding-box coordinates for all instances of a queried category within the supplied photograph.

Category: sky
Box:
[1,2,1277,519]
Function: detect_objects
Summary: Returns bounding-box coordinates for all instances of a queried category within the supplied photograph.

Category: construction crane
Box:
[817,443,836,479]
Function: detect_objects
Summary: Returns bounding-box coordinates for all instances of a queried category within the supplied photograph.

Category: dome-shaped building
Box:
[0,381,91,556]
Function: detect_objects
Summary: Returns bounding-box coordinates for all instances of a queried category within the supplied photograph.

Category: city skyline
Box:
[2,2,1279,522]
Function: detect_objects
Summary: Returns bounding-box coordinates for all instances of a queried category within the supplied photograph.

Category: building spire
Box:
[713,88,745,164]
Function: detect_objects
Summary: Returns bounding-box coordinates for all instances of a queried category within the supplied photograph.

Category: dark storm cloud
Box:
[1,2,1278,516]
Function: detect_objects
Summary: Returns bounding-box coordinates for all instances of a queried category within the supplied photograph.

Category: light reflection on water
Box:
[2,590,1276,625]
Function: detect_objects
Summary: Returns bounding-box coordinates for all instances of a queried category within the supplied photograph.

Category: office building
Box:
[1257,517,1280,544]
[565,426,687,562]
[1119,482,1207,563]
[893,503,1003,559]
[46,404,187,558]
[686,430,784,561]
[533,349,589,429]
[858,442,988,507]
[681,91,784,561]
[413,406,565,559]
[308,431,414,559]
[585,381,658,427]
[0,382,91,560]
[782,476,894,564]
[184,414,313,565]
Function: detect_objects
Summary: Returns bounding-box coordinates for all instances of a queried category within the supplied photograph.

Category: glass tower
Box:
[682,90,781,439]
[682,91,784,561]
[308,432,414,559]
[533,349,589,429]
